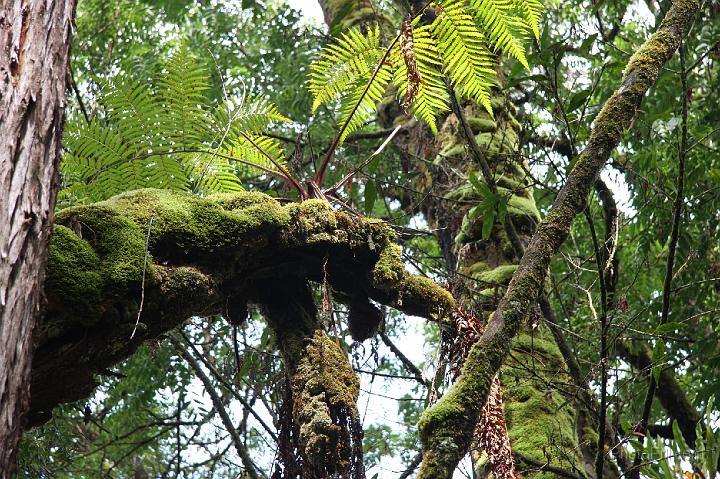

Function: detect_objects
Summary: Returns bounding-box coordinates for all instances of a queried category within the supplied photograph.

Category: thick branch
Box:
[416,1,700,476]
[31,189,454,426]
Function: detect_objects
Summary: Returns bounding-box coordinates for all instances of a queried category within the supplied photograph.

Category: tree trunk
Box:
[0,0,76,474]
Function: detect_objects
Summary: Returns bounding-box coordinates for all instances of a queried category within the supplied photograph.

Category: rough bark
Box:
[0,0,76,474]
[29,189,454,430]
[416,1,700,476]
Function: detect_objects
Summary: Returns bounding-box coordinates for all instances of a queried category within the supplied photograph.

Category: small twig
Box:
[130,216,154,339]
[169,335,261,479]
[398,452,423,479]
[380,330,427,386]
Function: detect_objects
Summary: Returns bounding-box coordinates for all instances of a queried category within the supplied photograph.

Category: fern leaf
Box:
[393,25,449,134]
[102,79,162,149]
[184,152,243,194]
[463,0,530,69]
[221,134,289,177]
[336,61,394,144]
[215,96,290,136]
[513,0,543,40]
[432,0,497,115]
[156,45,212,151]
[308,25,385,112]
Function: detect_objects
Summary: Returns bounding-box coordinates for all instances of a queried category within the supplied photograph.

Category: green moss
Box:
[467,117,497,133]
[45,226,103,325]
[475,264,517,285]
[507,194,542,223]
[291,330,360,469]
[439,143,467,159]
[372,244,455,320]
[503,335,582,476]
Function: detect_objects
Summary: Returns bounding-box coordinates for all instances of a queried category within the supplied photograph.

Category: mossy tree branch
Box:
[416,1,700,476]
[31,188,454,429]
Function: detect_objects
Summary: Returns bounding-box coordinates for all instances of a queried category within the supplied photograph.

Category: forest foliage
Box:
[16,0,720,477]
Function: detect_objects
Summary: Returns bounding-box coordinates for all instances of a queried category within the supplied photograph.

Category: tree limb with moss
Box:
[32,188,454,474]
[416,0,701,476]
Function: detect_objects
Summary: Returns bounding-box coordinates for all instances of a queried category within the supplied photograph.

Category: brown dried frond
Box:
[449,307,518,478]
[400,18,421,112]
[474,375,519,479]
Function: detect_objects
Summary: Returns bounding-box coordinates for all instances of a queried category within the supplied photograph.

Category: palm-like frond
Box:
[469,0,531,68]
[337,62,394,143]
[393,26,449,134]
[308,25,385,112]
[432,1,496,115]
[62,48,290,201]
[308,0,542,142]
[513,0,543,40]
[221,134,289,178]
[156,46,211,151]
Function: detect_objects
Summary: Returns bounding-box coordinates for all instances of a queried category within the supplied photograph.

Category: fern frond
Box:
[102,79,162,149]
[221,134,289,177]
[184,152,244,194]
[393,25,449,134]
[156,46,212,150]
[432,0,496,115]
[308,25,385,111]
[336,62,394,144]
[64,116,135,184]
[215,96,290,136]
[513,0,542,40]
[467,0,531,69]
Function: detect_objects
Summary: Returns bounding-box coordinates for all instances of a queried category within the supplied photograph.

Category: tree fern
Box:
[62,48,290,202]
[308,0,542,142]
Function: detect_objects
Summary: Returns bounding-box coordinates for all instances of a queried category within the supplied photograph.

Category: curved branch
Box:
[30,189,454,426]
[416,1,700,476]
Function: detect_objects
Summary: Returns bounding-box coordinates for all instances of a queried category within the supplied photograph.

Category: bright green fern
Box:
[308,0,542,140]
[62,46,290,203]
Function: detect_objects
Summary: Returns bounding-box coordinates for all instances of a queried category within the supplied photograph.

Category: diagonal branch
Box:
[416,1,700,476]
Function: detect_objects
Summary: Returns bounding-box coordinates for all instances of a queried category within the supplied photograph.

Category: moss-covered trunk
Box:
[257,279,364,478]
[417,95,586,477]
[32,189,454,434]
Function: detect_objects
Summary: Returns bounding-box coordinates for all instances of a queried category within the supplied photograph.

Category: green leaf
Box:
[654,322,683,335]
[672,420,689,454]
[482,209,495,239]
[497,196,508,224]
[567,88,591,113]
[364,180,377,215]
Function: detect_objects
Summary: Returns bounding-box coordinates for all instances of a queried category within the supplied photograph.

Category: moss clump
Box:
[507,193,542,223]
[468,117,497,134]
[439,143,467,159]
[45,226,103,326]
[372,244,455,320]
[502,328,584,477]
[475,264,518,285]
[291,330,361,471]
